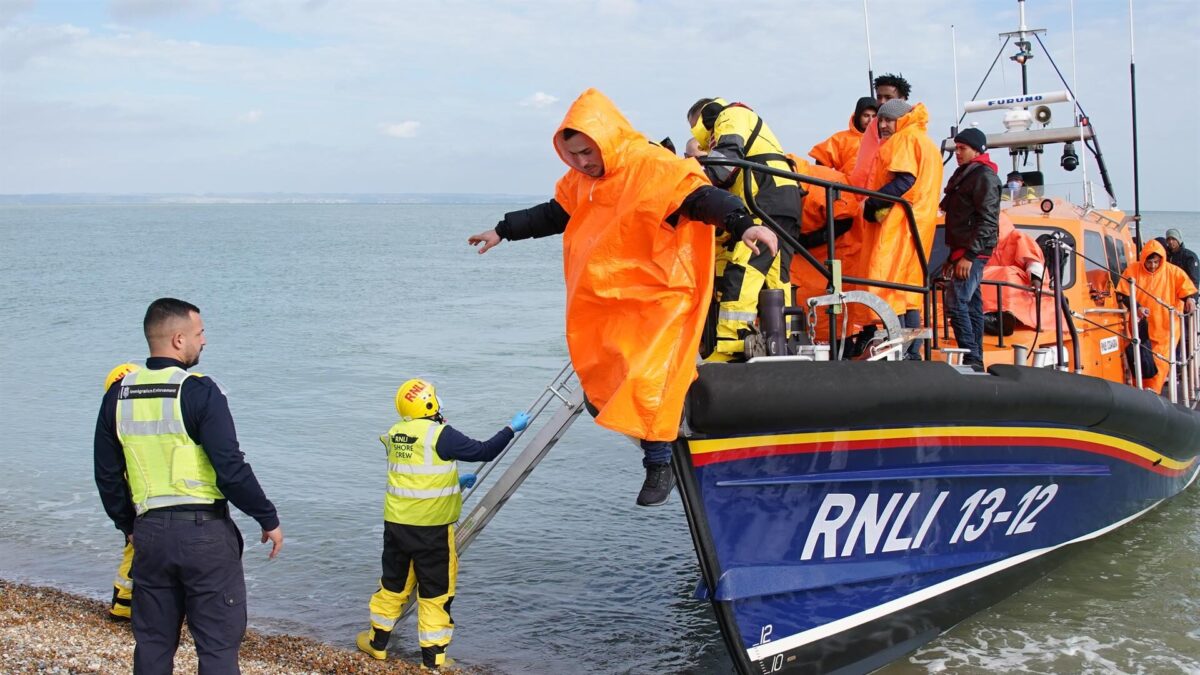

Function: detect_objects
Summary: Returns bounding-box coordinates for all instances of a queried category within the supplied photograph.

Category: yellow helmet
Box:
[395,378,441,420]
[103,362,141,391]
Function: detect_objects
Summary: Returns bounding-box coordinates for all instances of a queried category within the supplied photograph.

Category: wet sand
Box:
[0,579,456,674]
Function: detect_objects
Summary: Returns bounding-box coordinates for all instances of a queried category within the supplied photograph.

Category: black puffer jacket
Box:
[940,160,1001,260]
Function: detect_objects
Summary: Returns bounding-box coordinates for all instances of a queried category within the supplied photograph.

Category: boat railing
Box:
[698,155,931,357]
[1062,236,1200,405]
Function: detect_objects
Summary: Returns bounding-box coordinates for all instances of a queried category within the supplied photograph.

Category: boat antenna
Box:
[1017,0,1030,94]
[1128,0,1143,254]
[951,24,961,137]
[863,0,875,97]
[1069,0,1093,208]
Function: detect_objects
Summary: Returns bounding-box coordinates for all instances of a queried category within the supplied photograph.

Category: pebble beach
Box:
[0,580,455,674]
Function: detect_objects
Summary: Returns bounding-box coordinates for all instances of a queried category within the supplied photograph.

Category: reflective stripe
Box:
[387,485,459,499]
[370,613,398,630]
[419,628,453,643]
[113,576,133,591]
[137,495,214,515]
[117,419,187,436]
[718,310,759,322]
[388,462,455,475]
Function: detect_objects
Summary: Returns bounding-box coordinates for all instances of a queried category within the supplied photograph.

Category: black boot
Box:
[637,463,676,507]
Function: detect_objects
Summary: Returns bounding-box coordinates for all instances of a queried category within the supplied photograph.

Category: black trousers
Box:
[131,513,246,675]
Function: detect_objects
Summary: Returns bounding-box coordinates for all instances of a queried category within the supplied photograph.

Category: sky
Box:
[1,0,1198,210]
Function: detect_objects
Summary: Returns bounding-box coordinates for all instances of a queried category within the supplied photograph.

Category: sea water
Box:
[0,203,1196,674]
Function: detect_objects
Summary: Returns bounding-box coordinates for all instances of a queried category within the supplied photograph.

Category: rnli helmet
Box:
[103,362,141,391]
[395,378,442,421]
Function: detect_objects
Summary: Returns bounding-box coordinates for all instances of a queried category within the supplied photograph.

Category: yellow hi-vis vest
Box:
[381,419,459,526]
[115,366,223,515]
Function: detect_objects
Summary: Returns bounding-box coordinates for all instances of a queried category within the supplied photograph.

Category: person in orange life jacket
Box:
[1118,241,1197,394]
[849,73,912,190]
[94,297,283,675]
[860,98,944,359]
[468,89,777,508]
[809,97,878,175]
[940,127,1001,371]
[356,378,530,669]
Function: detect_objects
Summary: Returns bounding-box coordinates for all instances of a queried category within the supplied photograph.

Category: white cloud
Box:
[238,110,263,124]
[378,121,420,138]
[520,92,558,109]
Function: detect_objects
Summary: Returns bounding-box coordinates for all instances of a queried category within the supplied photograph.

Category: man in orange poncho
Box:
[983,213,1057,332]
[468,89,777,506]
[809,97,878,176]
[850,98,943,358]
[1118,239,1197,394]
[785,154,862,338]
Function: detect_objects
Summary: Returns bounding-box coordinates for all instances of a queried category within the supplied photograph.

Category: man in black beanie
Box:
[940,127,1000,371]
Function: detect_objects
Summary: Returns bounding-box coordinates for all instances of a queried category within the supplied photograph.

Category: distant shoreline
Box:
[0,194,547,206]
[0,579,448,674]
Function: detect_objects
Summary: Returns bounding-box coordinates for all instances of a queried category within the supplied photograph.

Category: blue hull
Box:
[678,361,1200,674]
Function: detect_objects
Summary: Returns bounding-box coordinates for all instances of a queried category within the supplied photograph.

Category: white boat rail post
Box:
[1179,310,1191,407]
[397,359,586,621]
[1191,312,1199,402]
[1130,279,1143,389]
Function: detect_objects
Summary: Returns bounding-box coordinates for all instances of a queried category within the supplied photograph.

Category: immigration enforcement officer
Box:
[94,297,283,674]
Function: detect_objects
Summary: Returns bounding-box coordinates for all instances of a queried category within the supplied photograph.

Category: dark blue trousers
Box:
[945,258,987,364]
[131,513,246,675]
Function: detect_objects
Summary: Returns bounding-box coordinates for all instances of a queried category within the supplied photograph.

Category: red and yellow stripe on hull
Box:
[688,426,1197,477]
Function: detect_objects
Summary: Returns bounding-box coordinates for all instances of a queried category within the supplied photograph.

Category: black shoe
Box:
[636,463,676,507]
[964,359,986,373]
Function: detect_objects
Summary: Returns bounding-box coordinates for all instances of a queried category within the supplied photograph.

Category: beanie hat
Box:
[877,99,912,120]
[1166,228,1183,242]
[853,96,878,117]
[954,127,988,153]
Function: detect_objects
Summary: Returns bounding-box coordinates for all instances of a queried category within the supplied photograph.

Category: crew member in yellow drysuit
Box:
[102,361,141,621]
[468,89,777,506]
[809,97,878,176]
[1118,239,1197,393]
[687,97,802,362]
[357,379,530,669]
[848,98,943,358]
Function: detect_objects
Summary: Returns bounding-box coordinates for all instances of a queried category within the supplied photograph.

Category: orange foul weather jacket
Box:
[552,89,715,441]
[849,103,943,319]
[1119,239,1197,393]
[785,154,863,335]
[808,116,865,176]
[983,213,1057,329]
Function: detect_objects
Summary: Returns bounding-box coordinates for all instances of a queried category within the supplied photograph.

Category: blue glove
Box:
[459,473,476,489]
[510,411,531,432]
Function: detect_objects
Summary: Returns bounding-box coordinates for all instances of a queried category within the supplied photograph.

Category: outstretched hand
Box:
[742,225,778,257]
[261,526,284,559]
[468,229,502,254]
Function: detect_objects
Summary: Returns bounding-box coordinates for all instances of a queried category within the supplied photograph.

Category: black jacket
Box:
[940,160,1001,260]
[494,185,757,242]
[1167,243,1200,289]
[94,357,279,536]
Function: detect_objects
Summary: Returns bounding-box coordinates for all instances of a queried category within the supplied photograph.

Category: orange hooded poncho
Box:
[848,103,944,319]
[1118,238,1197,393]
[809,116,865,176]
[983,214,1057,329]
[785,154,863,336]
[551,89,714,441]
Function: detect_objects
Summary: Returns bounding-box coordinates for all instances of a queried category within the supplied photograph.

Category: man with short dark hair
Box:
[940,128,1001,371]
[94,297,283,674]
[873,73,912,104]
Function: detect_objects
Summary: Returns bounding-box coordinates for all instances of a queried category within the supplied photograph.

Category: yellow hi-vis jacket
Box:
[381,419,459,526]
[115,367,223,514]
